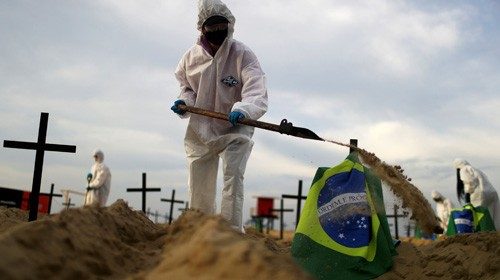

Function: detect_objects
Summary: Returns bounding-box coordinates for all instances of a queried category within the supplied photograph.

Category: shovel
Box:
[177,104,324,141]
[84,173,92,206]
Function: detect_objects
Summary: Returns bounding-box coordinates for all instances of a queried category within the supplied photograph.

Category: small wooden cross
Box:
[40,183,62,214]
[62,198,75,210]
[271,198,293,239]
[160,189,184,224]
[282,180,307,229]
[386,204,408,239]
[126,173,161,213]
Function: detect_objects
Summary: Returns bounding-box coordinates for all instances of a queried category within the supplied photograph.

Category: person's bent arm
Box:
[89,168,108,189]
[231,50,268,120]
[174,54,197,118]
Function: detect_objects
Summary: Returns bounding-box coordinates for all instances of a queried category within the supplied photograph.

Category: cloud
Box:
[233,0,473,87]
[248,144,317,178]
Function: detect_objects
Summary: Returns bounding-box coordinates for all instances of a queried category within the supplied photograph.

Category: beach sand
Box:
[0,201,311,279]
[0,201,498,279]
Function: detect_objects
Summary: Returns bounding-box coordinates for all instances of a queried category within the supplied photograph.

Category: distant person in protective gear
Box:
[85,149,112,207]
[170,0,268,232]
[431,190,454,233]
[454,158,500,230]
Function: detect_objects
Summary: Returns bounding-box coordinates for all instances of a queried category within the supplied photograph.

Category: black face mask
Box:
[204,29,228,46]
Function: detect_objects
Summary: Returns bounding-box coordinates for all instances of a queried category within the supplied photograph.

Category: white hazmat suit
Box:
[174,0,268,231]
[431,190,454,233]
[85,150,112,207]
[454,158,500,230]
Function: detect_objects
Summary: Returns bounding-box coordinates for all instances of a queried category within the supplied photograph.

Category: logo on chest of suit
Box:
[221,76,239,87]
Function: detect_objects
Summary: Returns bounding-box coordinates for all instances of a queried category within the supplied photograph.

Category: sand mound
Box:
[0,206,28,234]
[0,200,165,279]
[137,209,313,280]
[0,201,312,279]
[378,232,500,280]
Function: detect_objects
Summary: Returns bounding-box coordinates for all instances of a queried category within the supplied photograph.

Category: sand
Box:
[377,232,500,280]
[0,201,165,279]
[0,201,498,280]
[356,148,440,234]
[0,206,28,234]
[136,210,312,280]
[324,140,440,234]
[0,201,312,280]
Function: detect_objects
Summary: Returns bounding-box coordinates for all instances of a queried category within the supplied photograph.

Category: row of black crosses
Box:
[2,112,186,224]
[1,112,295,228]
[3,113,409,238]
[45,174,188,225]
[126,172,185,224]
[145,201,189,224]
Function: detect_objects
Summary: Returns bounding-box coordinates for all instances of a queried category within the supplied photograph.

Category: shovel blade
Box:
[291,127,324,141]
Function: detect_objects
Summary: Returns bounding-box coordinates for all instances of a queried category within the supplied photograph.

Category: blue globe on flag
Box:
[317,169,372,247]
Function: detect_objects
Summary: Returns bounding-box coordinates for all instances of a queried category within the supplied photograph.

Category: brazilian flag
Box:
[446,204,496,236]
[291,153,396,279]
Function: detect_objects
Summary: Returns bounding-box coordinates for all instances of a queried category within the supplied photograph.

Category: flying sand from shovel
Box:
[177,104,442,234]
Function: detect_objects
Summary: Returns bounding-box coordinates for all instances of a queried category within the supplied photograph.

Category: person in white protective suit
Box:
[431,190,454,233]
[85,149,112,207]
[454,158,500,230]
[170,0,268,232]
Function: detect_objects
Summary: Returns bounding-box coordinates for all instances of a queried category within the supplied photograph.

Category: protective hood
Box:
[431,190,443,200]
[197,0,235,37]
[93,149,104,163]
[453,158,469,169]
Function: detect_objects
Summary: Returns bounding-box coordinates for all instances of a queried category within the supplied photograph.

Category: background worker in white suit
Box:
[171,0,268,232]
[454,158,499,230]
[85,149,112,207]
[431,190,454,233]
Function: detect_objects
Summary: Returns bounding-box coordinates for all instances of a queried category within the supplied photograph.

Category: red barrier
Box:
[256,197,276,217]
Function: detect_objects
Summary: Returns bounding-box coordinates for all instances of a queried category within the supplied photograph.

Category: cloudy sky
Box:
[1,0,499,231]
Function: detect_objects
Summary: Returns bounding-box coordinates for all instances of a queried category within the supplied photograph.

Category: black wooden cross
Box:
[40,183,62,214]
[161,189,184,224]
[349,138,358,153]
[282,180,307,229]
[406,222,412,237]
[178,201,189,212]
[3,112,76,221]
[62,198,75,210]
[126,172,161,213]
[271,198,293,239]
[386,204,408,239]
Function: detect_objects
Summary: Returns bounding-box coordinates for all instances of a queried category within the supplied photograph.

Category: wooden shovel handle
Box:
[177,104,281,132]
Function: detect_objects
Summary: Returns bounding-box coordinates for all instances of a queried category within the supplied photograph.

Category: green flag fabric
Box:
[414,226,436,240]
[446,204,496,236]
[291,153,396,279]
